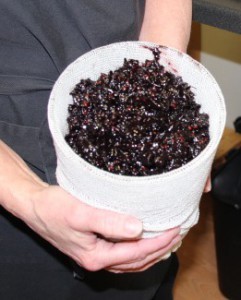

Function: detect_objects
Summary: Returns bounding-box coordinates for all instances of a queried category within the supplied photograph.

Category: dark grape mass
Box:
[65,47,210,176]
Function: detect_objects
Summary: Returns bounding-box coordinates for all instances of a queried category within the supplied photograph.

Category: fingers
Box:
[66,197,181,272]
[86,227,180,271]
[204,175,211,193]
[106,237,182,273]
[108,254,165,273]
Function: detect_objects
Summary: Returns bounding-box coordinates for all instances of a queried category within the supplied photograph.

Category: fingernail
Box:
[170,235,182,247]
[125,218,142,236]
[173,235,182,244]
[206,180,212,192]
[161,251,172,260]
[205,177,212,193]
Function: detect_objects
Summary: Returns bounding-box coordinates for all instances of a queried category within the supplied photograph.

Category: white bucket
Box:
[48,41,226,237]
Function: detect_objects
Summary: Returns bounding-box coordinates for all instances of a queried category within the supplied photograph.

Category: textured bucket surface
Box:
[48,41,226,237]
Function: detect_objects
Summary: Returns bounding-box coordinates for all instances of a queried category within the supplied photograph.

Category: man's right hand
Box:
[0,140,181,273]
[30,185,181,273]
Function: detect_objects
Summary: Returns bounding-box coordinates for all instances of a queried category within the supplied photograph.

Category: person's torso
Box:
[0,0,145,182]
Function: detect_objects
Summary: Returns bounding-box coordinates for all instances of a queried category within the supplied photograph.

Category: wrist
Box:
[139,33,189,53]
[0,140,48,222]
[1,176,48,223]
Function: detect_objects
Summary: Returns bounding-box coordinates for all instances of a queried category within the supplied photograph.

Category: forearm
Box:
[139,0,192,52]
[0,139,47,220]
[0,141,181,273]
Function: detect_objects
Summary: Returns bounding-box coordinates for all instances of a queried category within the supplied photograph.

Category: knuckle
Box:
[129,252,146,263]
[86,262,102,272]
[81,255,103,272]
[136,253,146,262]
[129,251,140,261]
[128,261,145,271]
[133,246,148,261]
[132,262,142,269]
[109,269,124,274]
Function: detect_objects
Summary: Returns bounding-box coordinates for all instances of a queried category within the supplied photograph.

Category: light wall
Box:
[200,24,241,128]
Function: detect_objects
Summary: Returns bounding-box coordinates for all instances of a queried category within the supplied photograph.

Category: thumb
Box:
[86,207,143,239]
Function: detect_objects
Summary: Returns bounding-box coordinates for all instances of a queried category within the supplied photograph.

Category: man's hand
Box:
[0,140,181,273]
[29,185,181,273]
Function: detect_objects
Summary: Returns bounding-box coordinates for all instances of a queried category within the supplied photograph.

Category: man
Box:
[0,1,192,299]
